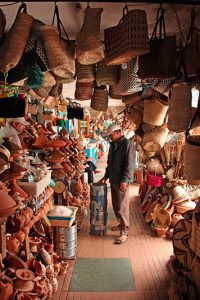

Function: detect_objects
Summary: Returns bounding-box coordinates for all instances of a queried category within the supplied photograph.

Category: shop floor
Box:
[69,258,135,292]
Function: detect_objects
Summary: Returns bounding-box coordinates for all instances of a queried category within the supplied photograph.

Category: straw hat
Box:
[172,186,191,204]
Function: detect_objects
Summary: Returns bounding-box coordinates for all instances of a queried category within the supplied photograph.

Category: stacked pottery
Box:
[13,269,34,293]
[0,190,18,217]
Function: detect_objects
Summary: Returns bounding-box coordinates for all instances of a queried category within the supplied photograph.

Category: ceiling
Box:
[1,1,200,107]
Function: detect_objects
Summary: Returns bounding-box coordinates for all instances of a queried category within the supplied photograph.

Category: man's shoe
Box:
[114,234,128,244]
[111,224,120,231]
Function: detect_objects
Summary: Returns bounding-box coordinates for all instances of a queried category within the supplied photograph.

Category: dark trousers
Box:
[110,183,130,234]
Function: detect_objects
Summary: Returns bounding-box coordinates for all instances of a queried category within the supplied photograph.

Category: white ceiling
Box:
[2,1,200,107]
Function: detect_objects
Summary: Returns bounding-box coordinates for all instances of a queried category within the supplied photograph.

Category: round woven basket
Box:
[0,9,6,43]
[185,136,200,185]
[168,84,192,132]
[43,71,56,87]
[146,158,165,175]
[0,12,33,72]
[75,81,93,100]
[96,58,119,86]
[126,107,143,129]
[33,86,51,98]
[142,125,169,152]
[143,98,169,126]
[77,46,104,65]
[41,25,75,79]
[90,86,108,112]
[76,60,95,83]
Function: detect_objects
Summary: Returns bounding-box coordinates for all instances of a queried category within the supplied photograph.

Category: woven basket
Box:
[104,9,149,65]
[33,86,51,98]
[96,58,119,86]
[185,135,200,185]
[41,25,75,79]
[142,125,169,152]
[0,9,6,44]
[168,84,192,132]
[90,86,108,112]
[75,81,93,100]
[43,71,56,87]
[109,86,122,99]
[141,123,155,133]
[125,107,143,129]
[76,7,104,65]
[76,61,95,83]
[146,158,165,175]
[0,12,33,72]
[143,98,169,126]
[49,82,63,97]
[122,92,141,105]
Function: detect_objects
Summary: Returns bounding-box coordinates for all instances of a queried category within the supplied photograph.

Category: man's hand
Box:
[119,182,128,191]
[97,176,107,184]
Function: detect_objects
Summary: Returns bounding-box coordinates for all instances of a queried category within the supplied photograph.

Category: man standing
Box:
[98,124,136,244]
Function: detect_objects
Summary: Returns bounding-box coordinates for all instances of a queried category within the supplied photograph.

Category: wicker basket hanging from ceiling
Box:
[75,81,93,101]
[125,106,143,129]
[104,7,149,65]
[48,82,63,97]
[168,84,192,133]
[142,125,169,152]
[0,9,6,44]
[90,85,108,112]
[0,4,33,73]
[143,94,169,126]
[76,7,104,65]
[96,58,120,86]
[41,25,75,79]
[109,86,122,100]
[76,60,95,83]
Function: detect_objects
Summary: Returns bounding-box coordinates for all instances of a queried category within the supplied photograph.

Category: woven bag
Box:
[76,7,104,65]
[48,82,63,97]
[96,59,120,86]
[76,60,95,83]
[41,25,75,79]
[142,125,169,152]
[138,8,177,79]
[75,81,93,101]
[0,9,6,44]
[168,84,192,132]
[112,57,142,96]
[143,95,169,126]
[90,85,108,112]
[184,104,200,185]
[182,9,200,76]
[104,7,149,65]
[0,4,33,73]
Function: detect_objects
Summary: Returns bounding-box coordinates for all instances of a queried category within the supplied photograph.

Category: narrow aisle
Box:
[53,154,173,300]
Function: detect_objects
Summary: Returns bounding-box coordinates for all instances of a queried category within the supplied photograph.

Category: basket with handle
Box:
[90,85,108,112]
[76,60,95,83]
[96,58,120,86]
[104,7,149,65]
[75,81,93,101]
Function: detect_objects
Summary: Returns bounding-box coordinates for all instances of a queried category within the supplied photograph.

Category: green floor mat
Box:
[69,258,135,292]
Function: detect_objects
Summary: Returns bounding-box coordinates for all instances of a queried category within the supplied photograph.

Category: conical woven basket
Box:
[142,125,169,152]
[75,81,93,100]
[0,12,33,72]
[90,86,108,112]
[0,9,6,44]
[49,82,63,97]
[168,84,192,132]
[76,60,95,83]
[143,98,169,126]
[96,58,119,86]
[76,7,104,64]
[41,25,75,79]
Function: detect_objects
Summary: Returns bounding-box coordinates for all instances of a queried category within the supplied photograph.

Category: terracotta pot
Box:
[16,214,26,228]
[155,226,169,238]
[13,230,26,244]
[26,207,33,219]
[21,225,30,236]
[7,237,21,254]
[46,139,66,149]
[51,277,58,294]
[74,178,83,193]
[44,243,54,254]
[6,216,21,233]
[59,261,69,275]
[0,190,17,217]
[21,209,31,225]
[40,247,52,265]
[29,237,41,253]
[0,281,13,300]
[14,269,34,292]
[9,182,29,200]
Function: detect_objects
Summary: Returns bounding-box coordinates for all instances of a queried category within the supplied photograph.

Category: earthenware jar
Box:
[6,216,21,234]
[40,247,52,265]
[59,261,69,275]
[13,230,26,244]
[14,269,34,292]
[0,281,13,300]
[7,236,21,254]
[50,277,58,294]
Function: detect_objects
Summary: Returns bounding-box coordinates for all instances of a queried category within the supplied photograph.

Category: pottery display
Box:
[14,269,34,292]
[0,190,18,217]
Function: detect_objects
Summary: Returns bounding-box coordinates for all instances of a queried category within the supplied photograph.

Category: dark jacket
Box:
[104,136,136,184]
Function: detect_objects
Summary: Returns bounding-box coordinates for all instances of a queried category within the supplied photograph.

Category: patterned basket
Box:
[142,125,169,152]
[75,81,93,101]
[143,97,169,126]
[104,8,149,65]
[90,86,108,112]
[76,60,95,83]
[96,58,119,86]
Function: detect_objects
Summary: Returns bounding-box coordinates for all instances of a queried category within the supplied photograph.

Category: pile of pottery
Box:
[140,184,199,238]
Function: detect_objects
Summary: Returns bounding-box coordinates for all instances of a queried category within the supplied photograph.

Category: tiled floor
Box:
[53,154,173,300]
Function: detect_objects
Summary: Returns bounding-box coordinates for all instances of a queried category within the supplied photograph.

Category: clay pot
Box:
[21,225,30,236]
[62,162,73,175]
[59,261,69,275]
[0,190,18,217]
[0,281,13,300]
[155,226,169,238]
[29,237,41,253]
[47,150,66,163]
[32,135,47,149]
[16,214,26,228]
[7,237,21,254]
[6,216,21,234]
[50,277,58,294]
[44,243,54,254]
[46,139,66,149]
[21,209,31,225]
[74,178,83,193]
[46,264,54,279]
[0,144,11,163]
[14,269,34,292]
[30,260,46,277]
[26,207,33,219]
[9,182,29,200]
[6,253,27,271]
[13,230,26,244]
[40,247,52,265]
